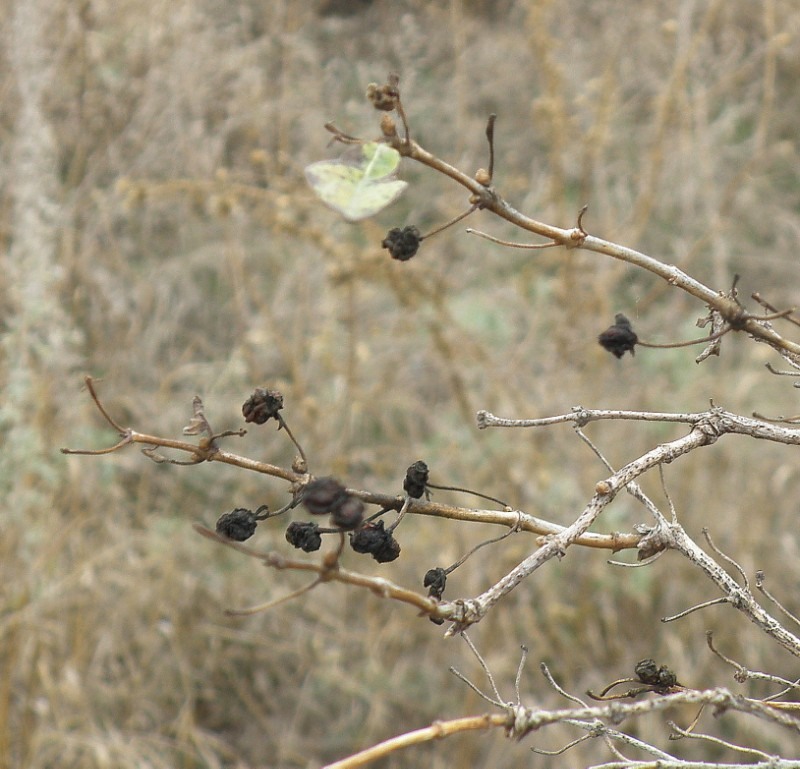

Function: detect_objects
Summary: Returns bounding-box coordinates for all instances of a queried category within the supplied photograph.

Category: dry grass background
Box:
[2,0,800,766]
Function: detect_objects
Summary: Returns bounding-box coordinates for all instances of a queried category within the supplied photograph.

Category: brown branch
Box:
[63,380,644,552]
[322,714,510,769]
[385,135,800,359]
[322,687,800,769]
[193,525,441,617]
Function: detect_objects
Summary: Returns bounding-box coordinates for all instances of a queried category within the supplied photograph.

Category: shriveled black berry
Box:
[302,477,349,515]
[657,668,678,688]
[242,388,284,424]
[350,520,400,563]
[423,567,447,600]
[216,508,257,541]
[635,658,659,684]
[635,658,677,689]
[374,537,401,563]
[285,521,322,552]
[403,460,429,499]
[598,313,638,358]
[382,226,421,261]
[330,496,365,530]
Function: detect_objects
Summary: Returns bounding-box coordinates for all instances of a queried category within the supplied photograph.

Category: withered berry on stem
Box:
[635,658,678,688]
[403,460,429,499]
[382,226,421,261]
[598,313,638,358]
[423,567,447,599]
[302,477,350,515]
[216,508,258,541]
[285,521,323,552]
[350,520,400,563]
[242,388,284,424]
[331,496,365,530]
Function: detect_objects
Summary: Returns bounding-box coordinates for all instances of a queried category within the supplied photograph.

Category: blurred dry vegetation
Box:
[2,0,800,766]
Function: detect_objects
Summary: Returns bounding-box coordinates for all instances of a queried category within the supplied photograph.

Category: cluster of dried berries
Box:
[403,460,429,499]
[382,225,421,261]
[285,521,322,552]
[350,520,401,563]
[598,313,638,358]
[216,508,258,541]
[302,476,364,530]
[242,387,284,424]
[635,658,678,689]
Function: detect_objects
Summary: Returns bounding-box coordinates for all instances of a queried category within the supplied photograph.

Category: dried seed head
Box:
[635,658,678,688]
[403,460,429,498]
[423,567,447,600]
[331,496,365,530]
[285,521,322,552]
[350,520,401,562]
[242,388,284,424]
[302,477,349,516]
[382,225,421,261]
[598,313,638,358]
[216,508,257,541]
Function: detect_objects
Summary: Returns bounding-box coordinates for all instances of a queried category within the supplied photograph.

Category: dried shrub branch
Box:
[62,65,800,769]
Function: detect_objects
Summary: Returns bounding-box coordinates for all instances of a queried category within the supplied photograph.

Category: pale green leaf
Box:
[305,142,407,222]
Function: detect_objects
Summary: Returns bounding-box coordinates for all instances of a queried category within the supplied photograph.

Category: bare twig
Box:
[702,528,749,591]
[442,519,520,575]
[485,113,496,181]
[321,714,510,769]
[667,720,772,758]
[465,227,560,250]
[224,578,322,616]
[756,570,800,629]
[462,632,504,704]
[661,598,731,623]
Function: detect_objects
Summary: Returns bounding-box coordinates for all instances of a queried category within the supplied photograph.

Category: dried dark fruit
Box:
[302,477,349,515]
[242,388,284,424]
[285,521,322,552]
[598,313,638,358]
[635,658,678,689]
[382,226,421,261]
[657,668,678,688]
[216,508,258,541]
[403,460,429,499]
[634,658,659,684]
[374,539,401,563]
[423,567,447,600]
[331,496,365,530]
[366,81,399,111]
[350,520,401,563]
